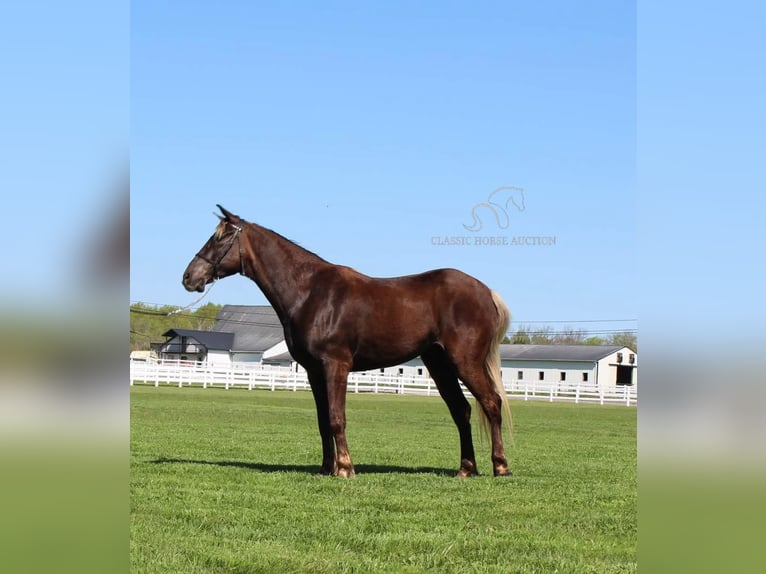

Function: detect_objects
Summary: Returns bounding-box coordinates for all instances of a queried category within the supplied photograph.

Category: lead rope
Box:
[167,279,218,316]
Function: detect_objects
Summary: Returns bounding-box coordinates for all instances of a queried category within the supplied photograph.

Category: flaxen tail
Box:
[476,290,514,443]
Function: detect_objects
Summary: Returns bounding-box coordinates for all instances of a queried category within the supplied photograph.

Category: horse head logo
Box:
[463,186,525,232]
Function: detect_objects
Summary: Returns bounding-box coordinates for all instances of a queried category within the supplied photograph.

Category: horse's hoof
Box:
[455,468,479,478]
[493,465,513,477]
[334,467,356,478]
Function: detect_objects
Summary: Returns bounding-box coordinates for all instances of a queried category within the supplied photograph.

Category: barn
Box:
[158,329,233,365]
[499,344,636,390]
[158,306,290,366]
[158,305,636,390]
[371,344,636,390]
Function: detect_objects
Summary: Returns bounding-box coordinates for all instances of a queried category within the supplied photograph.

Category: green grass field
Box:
[131,386,636,573]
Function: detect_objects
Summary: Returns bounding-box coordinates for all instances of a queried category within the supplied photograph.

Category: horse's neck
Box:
[240,223,326,318]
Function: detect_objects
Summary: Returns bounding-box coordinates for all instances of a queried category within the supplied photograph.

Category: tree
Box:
[530,326,554,345]
[584,336,605,346]
[511,328,530,344]
[608,331,637,351]
[553,327,586,345]
[130,302,223,351]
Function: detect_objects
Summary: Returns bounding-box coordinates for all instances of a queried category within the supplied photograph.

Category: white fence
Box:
[130,359,637,406]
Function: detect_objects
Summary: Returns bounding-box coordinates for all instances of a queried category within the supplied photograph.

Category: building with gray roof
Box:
[159,328,235,364]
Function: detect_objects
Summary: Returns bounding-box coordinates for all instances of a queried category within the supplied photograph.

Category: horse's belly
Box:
[350,353,420,372]
[350,335,433,372]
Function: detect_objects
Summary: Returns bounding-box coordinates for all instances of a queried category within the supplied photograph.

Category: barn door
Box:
[615,365,634,386]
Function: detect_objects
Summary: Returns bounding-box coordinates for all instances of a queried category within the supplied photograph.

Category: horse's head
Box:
[182,205,245,292]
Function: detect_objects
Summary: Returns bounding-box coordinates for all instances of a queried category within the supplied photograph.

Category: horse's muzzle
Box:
[182,272,206,293]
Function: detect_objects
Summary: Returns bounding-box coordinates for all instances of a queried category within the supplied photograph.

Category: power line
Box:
[130,301,637,327]
[130,310,635,335]
[129,307,279,329]
[130,329,153,339]
[131,313,634,342]
[512,319,637,324]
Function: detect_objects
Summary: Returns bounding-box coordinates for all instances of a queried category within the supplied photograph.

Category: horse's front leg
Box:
[323,357,354,478]
[306,369,335,475]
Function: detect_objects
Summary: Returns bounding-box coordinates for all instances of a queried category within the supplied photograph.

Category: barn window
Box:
[517,371,523,380]
[398,368,404,375]
[560,372,566,381]
[417,368,423,376]
[582,372,589,382]
[538,371,544,381]
[617,352,623,363]
[380,368,385,374]
[629,353,635,364]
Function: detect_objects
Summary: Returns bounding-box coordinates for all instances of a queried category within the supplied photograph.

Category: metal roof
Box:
[258,343,632,363]
[211,305,285,353]
[162,328,235,351]
[262,349,293,363]
[499,344,628,362]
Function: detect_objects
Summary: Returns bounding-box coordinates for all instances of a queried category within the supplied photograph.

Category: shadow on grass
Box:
[149,457,455,476]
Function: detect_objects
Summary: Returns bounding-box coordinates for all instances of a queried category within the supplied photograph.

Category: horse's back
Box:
[371,267,489,294]
[362,267,498,336]
[389,268,494,309]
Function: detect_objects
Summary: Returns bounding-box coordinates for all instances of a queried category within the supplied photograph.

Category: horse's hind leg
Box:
[451,355,511,477]
[422,345,479,477]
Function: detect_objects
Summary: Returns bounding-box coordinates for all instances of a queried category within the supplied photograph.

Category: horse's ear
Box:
[216,204,238,221]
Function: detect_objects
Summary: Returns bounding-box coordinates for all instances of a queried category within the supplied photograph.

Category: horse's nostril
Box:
[183,271,190,282]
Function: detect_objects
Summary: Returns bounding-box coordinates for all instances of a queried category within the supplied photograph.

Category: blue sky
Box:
[0,1,128,303]
[130,1,636,337]
[637,2,765,348]
[0,2,760,343]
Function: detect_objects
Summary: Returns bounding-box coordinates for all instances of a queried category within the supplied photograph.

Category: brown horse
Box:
[182,205,512,478]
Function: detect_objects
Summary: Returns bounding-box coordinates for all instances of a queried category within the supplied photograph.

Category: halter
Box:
[193,222,246,279]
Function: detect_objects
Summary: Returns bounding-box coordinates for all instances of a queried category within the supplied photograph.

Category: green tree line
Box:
[504,324,637,351]
[130,302,223,351]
